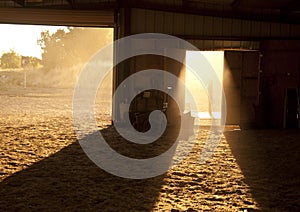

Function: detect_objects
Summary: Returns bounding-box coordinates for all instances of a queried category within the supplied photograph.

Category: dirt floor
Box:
[0,86,299,211]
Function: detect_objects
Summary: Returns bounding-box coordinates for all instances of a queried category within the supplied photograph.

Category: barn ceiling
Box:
[0,0,300,24]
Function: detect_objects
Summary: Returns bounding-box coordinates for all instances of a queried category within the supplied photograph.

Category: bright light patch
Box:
[0,24,67,58]
[185,51,224,123]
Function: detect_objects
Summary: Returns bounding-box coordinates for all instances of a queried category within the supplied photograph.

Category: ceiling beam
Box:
[27,1,116,10]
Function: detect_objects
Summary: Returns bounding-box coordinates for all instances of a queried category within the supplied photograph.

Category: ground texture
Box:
[0,87,299,211]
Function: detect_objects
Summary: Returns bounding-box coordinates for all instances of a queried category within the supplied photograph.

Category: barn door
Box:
[223,50,260,128]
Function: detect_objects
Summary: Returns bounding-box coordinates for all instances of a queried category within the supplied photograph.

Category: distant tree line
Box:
[37,27,112,70]
[0,49,41,69]
[0,28,111,70]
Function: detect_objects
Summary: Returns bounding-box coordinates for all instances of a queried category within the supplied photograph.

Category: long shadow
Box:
[0,125,180,211]
[224,129,300,211]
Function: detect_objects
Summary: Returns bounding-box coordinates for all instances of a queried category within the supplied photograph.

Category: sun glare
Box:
[185,51,224,123]
[0,24,67,58]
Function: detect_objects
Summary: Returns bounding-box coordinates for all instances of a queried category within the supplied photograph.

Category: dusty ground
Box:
[0,85,299,211]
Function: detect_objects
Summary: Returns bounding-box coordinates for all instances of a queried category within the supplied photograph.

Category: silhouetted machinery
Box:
[129,90,167,132]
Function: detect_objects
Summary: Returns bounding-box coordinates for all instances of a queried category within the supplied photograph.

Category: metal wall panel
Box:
[270,23,281,37]
[241,20,251,37]
[203,16,214,36]
[145,9,155,33]
[163,12,174,34]
[154,10,164,32]
[173,13,185,34]
[184,14,195,34]
[131,8,300,39]
[231,19,242,36]
[193,15,204,35]
[290,25,300,37]
[260,40,300,128]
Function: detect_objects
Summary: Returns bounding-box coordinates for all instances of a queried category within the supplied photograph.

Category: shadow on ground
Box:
[224,129,300,211]
[0,126,180,211]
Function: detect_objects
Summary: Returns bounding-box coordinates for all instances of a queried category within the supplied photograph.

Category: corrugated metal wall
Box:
[131,8,300,38]
[260,40,300,128]
[116,8,300,127]
[129,8,300,49]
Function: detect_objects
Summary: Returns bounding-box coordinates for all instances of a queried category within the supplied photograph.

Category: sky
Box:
[0,24,67,59]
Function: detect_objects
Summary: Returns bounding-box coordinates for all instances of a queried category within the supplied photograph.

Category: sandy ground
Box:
[0,86,299,211]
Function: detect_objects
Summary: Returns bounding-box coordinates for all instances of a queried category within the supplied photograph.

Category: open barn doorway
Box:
[0,23,114,125]
[185,50,261,129]
[185,51,224,126]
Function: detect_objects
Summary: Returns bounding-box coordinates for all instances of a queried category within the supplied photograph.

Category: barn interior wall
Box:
[117,8,300,128]
[260,40,300,128]
[130,8,300,40]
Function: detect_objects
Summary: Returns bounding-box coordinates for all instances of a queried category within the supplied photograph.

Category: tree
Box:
[37,27,112,70]
[37,29,67,70]
[0,50,22,69]
[21,56,41,68]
